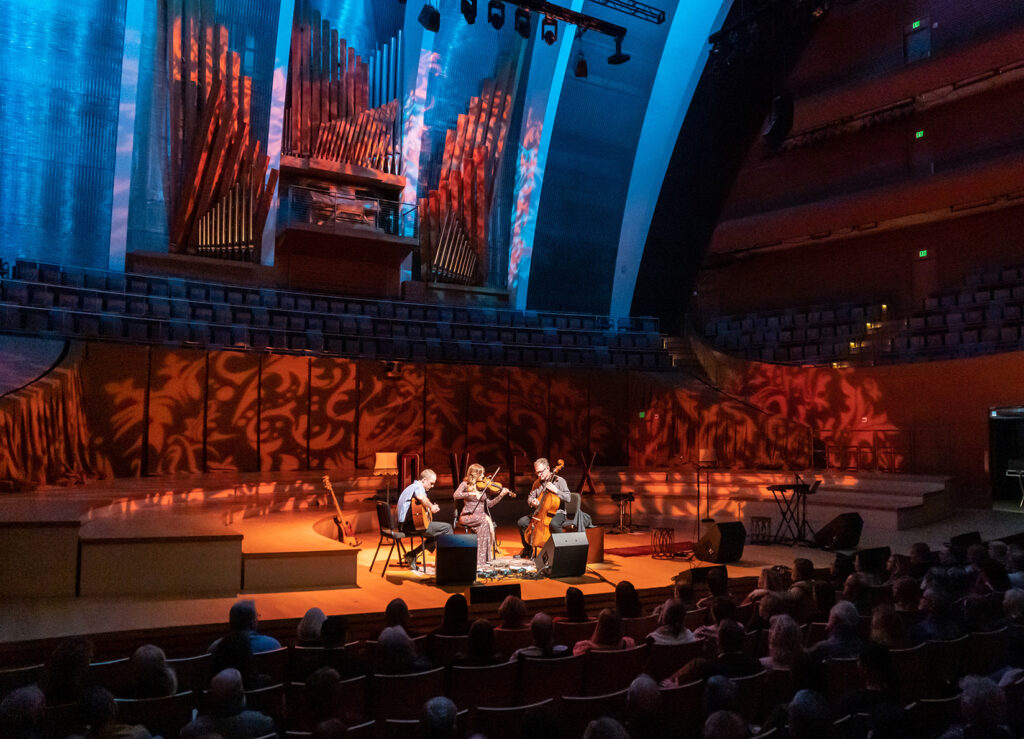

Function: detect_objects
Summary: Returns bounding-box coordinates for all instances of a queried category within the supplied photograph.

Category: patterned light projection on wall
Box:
[0,1,125,270]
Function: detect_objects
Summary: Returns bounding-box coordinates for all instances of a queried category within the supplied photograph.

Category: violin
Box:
[474,470,516,497]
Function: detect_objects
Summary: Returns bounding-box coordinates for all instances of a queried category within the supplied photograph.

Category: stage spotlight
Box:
[574,50,588,78]
[418,2,440,32]
[514,7,531,39]
[461,0,477,24]
[541,15,557,45]
[607,35,630,65]
[487,0,505,30]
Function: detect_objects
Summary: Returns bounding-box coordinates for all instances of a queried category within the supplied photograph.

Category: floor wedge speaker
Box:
[534,532,589,578]
[435,534,478,585]
[694,522,746,564]
[814,512,863,550]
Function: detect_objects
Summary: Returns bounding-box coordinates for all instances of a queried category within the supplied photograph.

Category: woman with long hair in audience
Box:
[615,580,644,619]
[760,614,805,672]
[555,586,591,623]
[870,603,909,648]
[122,644,177,698]
[647,599,696,645]
[375,626,430,674]
[382,597,413,636]
[496,595,529,630]
[573,609,635,655]
[433,593,470,636]
[455,619,504,666]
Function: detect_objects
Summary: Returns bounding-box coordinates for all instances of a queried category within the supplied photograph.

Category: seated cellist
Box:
[516,457,591,558]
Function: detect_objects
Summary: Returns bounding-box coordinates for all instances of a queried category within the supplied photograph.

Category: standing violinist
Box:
[517,457,591,558]
[454,463,512,567]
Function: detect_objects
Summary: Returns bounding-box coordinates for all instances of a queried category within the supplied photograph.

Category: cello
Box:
[524,459,565,553]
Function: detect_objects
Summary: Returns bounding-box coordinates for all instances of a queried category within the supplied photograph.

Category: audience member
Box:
[180,668,276,739]
[297,607,327,646]
[887,554,912,581]
[1003,587,1024,625]
[558,586,591,623]
[384,598,412,635]
[702,674,738,715]
[573,608,636,655]
[808,601,863,664]
[208,599,281,654]
[673,580,699,612]
[909,588,964,644]
[615,580,644,619]
[312,718,347,739]
[938,675,1013,738]
[1006,547,1024,588]
[841,572,873,614]
[669,619,760,684]
[76,687,151,739]
[421,696,458,739]
[702,710,747,739]
[974,557,1012,595]
[746,591,785,633]
[122,644,177,699]
[433,594,470,636]
[839,641,899,717]
[697,567,733,610]
[297,667,361,729]
[456,619,504,666]
[0,685,45,739]
[210,630,273,690]
[830,553,855,591]
[625,674,665,739]
[509,613,569,660]
[583,716,630,739]
[990,540,1009,568]
[788,558,817,624]
[909,542,935,579]
[41,636,94,706]
[375,626,430,674]
[496,595,529,630]
[892,576,922,613]
[870,603,908,649]
[694,596,738,642]
[648,599,696,645]
[760,614,804,672]
[786,689,831,739]
[320,614,348,648]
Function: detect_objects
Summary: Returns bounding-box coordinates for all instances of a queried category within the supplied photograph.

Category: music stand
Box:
[695,448,718,540]
[374,452,399,506]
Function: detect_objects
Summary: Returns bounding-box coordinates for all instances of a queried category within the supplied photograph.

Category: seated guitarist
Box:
[397,469,453,567]
[516,457,591,558]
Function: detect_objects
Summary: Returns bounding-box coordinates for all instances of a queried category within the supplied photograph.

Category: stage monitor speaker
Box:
[675,564,728,587]
[814,512,863,550]
[435,534,478,586]
[693,522,746,564]
[534,532,589,578]
[469,582,522,605]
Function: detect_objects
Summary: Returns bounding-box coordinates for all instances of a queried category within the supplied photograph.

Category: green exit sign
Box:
[912,20,921,29]
[919,249,929,258]
[915,130,925,139]
[638,411,646,419]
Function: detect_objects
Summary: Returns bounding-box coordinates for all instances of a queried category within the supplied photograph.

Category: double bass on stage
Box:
[516,457,591,558]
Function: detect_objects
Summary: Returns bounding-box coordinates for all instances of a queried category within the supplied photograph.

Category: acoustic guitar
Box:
[322,475,360,547]
[410,495,433,529]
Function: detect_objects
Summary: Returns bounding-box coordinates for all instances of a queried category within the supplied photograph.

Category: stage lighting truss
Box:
[541,14,557,44]
[462,0,478,24]
[488,0,505,30]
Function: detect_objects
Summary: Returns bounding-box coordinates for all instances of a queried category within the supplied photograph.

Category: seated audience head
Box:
[497,594,528,629]
[298,607,327,643]
[211,630,256,678]
[1003,587,1024,622]
[792,558,814,584]
[312,718,348,739]
[673,579,697,609]
[529,612,555,649]
[565,586,589,621]
[978,557,1011,593]
[0,685,45,736]
[703,674,738,714]
[827,600,860,636]
[583,716,630,739]
[786,689,831,739]
[841,572,871,612]
[208,668,247,714]
[305,666,342,720]
[958,675,1008,731]
[702,710,746,739]
[440,593,469,634]
[466,618,498,662]
[711,595,738,625]
[321,614,348,647]
[832,553,855,583]
[887,554,911,579]
[77,687,121,733]
[759,591,786,623]
[127,643,177,697]
[42,635,94,704]
[892,576,921,611]
[592,608,625,647]
[758,565,787,591]
[615,580,643,619]
[229,598,260,632]
[990,540,1008,565]
[706,567,729,598]
[870,603,906,648]
[716,619,745,655]
[376,625,418,674]
[967,543,990,569]
[626,673,662,729]
[385,597,410,630]
[659,599,686,635]
[421,695,458,739]
[768,614,803,668]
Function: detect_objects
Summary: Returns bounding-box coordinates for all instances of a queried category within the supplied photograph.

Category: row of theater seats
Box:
[0,260,674,370]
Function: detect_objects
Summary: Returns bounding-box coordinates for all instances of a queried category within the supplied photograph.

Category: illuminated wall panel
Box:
[508,368,549,463]
[147,348,208,475]
[79,344,149,478]
[465,366,509,469]
[205,351,260,472]
[309,356,358,470]
[547,371,589,465]
[424,363,469,470]
[357,361,424,469]
[0,1,126,268]
[260,354,310,471]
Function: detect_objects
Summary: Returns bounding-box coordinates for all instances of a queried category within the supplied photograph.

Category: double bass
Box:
[524,459,565,552]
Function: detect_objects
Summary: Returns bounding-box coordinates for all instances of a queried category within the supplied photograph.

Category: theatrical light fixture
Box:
[461,0,477,24]
[607,34,630,64]
[574,49,588,78]
[514,7,531,38]
[418,2,440,32]
[541,14,557,44]
[488,0,505,29]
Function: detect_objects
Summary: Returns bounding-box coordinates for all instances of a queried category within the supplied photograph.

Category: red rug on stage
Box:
[604,541,695,557]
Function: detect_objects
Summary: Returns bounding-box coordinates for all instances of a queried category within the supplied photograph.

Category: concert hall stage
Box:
[2,469,1023,662]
